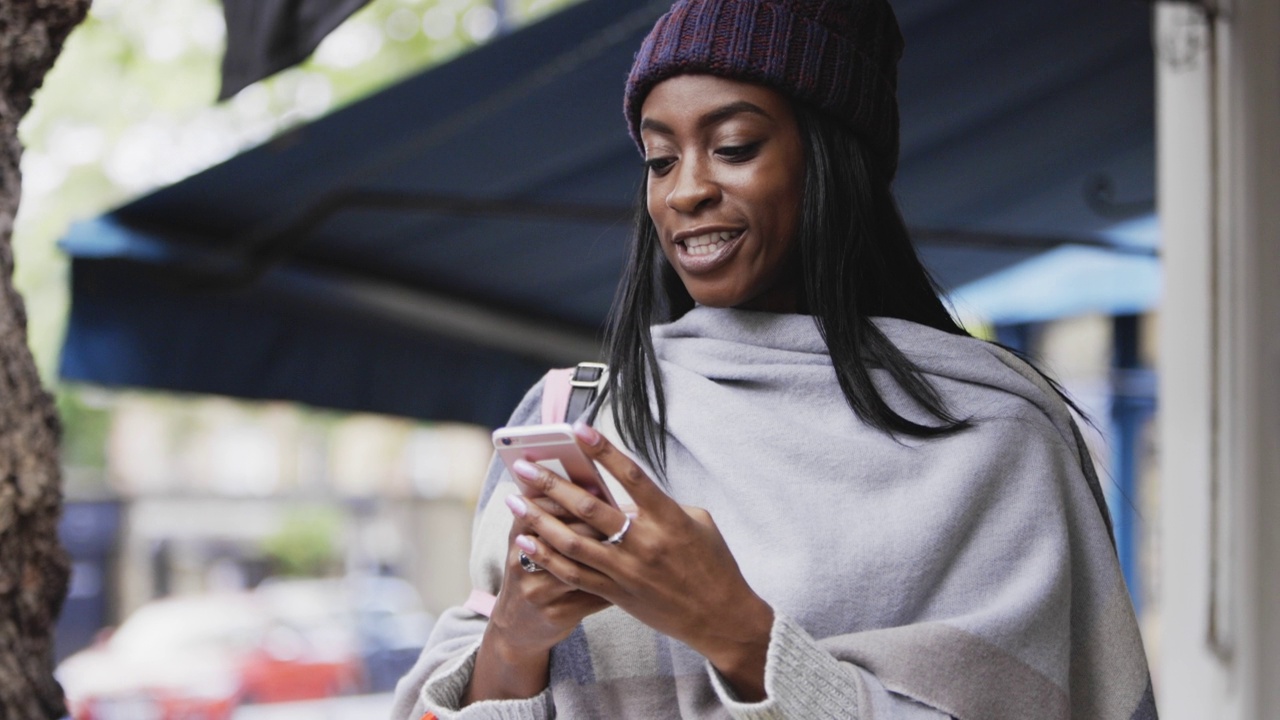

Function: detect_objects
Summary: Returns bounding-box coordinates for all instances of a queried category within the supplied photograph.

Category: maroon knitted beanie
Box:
[624,0,905,178]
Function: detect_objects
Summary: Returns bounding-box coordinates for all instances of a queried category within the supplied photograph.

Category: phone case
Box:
[491,423,617,506]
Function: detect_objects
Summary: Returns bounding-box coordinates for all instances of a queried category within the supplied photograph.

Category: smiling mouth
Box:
[679,230,744,256]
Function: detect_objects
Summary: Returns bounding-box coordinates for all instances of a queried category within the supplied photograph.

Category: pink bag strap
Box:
[463,589,497,618]
[541,368,575,424]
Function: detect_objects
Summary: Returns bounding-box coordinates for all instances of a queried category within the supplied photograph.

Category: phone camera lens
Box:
[501,438,512,446]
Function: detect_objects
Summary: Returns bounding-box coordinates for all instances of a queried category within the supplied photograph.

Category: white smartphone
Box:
[491,423,618,507]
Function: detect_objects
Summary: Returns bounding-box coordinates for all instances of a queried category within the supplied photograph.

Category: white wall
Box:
[1156,1,1280,716]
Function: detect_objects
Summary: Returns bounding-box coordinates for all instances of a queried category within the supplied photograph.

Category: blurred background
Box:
[18,0,1178,717]
[25,1,578,717]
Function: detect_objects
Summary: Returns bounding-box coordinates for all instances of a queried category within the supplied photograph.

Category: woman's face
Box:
[640,75,806,313]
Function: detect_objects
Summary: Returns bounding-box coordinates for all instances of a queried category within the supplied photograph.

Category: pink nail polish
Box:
[573,421,602,446]
[511,459,539,480]
[505,494,528,517]
[515,535,537,554]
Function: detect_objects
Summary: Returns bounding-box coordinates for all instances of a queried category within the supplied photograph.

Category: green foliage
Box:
[261,506,344,576]
[13,0,579,467]
[55,387,112,471]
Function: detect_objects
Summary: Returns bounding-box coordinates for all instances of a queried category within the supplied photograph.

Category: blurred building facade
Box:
[59,396,493,660]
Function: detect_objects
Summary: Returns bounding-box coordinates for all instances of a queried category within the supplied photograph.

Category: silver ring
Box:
[518,551,543,573]
[605,515,632,545]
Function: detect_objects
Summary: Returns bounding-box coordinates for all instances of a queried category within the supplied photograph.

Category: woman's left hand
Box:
[505,422,774,701]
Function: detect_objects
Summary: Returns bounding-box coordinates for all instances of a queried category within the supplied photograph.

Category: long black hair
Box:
[602,101,973,473]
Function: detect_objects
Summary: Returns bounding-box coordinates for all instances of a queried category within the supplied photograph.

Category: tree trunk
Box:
[0,1,90,717]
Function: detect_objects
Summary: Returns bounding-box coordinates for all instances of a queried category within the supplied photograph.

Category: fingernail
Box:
[573,421,601,446]
[515,535,537,554]
[505,494,528,517]
[511,459,540,480]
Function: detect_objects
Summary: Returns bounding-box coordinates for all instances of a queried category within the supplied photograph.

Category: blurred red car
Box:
[256,576,435,693]
[58,591,363,720]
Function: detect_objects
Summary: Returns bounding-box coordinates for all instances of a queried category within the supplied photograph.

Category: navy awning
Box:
[59,0,1156,427]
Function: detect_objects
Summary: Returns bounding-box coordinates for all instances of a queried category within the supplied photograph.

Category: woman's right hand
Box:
[462,495,611,704]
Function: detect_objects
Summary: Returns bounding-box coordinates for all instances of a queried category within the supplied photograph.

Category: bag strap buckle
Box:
[566,362,608,421]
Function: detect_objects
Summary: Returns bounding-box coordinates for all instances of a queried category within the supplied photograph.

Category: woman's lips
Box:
[674,229,744,273]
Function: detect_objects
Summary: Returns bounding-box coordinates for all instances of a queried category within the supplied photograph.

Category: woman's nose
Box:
[665,158,719,213]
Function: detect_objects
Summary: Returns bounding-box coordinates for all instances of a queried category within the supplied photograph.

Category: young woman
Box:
[394,1,1156,718]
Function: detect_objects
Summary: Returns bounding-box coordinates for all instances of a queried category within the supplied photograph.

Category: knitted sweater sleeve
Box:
[390,379,553,720]
[707,614,951,719]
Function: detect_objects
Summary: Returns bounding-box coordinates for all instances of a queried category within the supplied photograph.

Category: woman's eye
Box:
[645,156,676,175]
[717,142,762,162]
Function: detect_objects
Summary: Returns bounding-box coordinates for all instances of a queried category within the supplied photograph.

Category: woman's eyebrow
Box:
[638,100,772,136]
[699,100,770,128]
[639,117,675,135]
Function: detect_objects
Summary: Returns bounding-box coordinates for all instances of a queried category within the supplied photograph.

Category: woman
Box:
[394,0,1156,717]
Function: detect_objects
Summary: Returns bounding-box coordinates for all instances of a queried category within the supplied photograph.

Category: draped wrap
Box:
[393,306,1156,719]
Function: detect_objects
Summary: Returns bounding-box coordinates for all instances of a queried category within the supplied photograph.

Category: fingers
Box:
[503,495,594,592]
[508,490,611,565]
[528,497,603,539]
[572,422,671,515]
[503,542,574,599]
[510,460,630,540]
[505,490,628,595]
[528,496,570,518]
[512,533,614,596]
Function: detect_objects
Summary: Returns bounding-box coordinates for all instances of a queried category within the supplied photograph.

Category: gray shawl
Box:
[393,307,1157,719]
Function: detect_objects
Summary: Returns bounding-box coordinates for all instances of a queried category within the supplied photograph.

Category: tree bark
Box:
[0,1,90,717]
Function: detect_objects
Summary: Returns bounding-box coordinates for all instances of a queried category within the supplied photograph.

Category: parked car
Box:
[57,591,364,720]
[254,575,434,692]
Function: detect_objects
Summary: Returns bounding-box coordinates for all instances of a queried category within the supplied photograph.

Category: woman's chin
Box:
[686,291,746,309]
[684,293,801,314]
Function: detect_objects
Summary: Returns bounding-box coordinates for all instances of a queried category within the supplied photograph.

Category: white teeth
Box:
[682,230,739,256]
